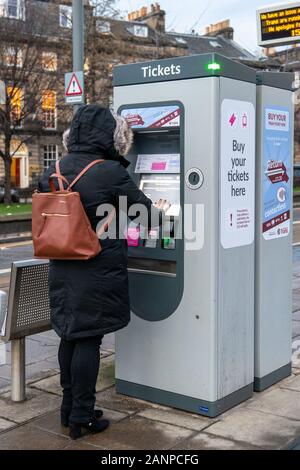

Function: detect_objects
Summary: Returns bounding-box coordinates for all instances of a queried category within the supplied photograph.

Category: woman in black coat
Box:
[38,104,165,439]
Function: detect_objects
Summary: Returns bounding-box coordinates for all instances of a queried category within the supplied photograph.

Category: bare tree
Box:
[90,0,120,19]
[0,1,68,203]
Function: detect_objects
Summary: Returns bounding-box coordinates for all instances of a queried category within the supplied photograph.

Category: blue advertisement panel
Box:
[262,106,292,240]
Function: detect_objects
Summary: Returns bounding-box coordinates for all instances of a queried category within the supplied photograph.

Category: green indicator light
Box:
[206,62,221,71]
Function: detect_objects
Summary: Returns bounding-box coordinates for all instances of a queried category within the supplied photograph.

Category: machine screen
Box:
[139,174,180,217]
[135,154,180,174]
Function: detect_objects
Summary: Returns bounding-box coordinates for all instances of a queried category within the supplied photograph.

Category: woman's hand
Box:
[154,199,171,213]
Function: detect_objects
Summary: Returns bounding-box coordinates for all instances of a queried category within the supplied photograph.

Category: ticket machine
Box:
[113,53,256,417]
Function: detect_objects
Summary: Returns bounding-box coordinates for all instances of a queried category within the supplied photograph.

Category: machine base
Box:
[254,363,292,392]
[115,379,253,418]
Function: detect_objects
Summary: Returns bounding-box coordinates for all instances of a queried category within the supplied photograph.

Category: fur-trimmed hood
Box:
[66,104,133,167]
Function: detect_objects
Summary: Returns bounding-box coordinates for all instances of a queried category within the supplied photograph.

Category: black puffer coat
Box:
[38,105,155,340]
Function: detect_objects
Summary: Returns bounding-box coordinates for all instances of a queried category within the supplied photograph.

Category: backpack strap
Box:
[67,159,104,190]
[49,160,70,193]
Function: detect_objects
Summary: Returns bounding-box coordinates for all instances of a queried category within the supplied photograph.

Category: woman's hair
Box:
[113,113,133,156]
[62,128,70,152]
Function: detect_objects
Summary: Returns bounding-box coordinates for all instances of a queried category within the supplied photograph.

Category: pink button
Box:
[127,227,140,247]
[151,162,166,171]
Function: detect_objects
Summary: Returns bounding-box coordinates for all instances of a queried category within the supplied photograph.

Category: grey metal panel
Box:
[217,77,256,399]
[254,362,291,392]
[116,379,253,418]
[115,77,220,402]
[256,72,295,91]
[255,85,293,381]
[1,260,51,342]
[113,53,256,87]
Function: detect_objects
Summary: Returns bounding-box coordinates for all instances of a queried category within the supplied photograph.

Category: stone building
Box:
[0,1,280,191]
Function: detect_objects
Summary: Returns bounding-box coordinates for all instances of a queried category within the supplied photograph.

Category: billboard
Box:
[257,2,300,47]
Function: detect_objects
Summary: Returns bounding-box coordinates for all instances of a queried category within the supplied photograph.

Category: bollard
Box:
[11,338,26,402]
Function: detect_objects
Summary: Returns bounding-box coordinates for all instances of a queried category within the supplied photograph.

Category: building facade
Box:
[1,1,293,190]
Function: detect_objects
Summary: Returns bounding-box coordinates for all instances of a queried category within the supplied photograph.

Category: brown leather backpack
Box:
[32,159,114,260]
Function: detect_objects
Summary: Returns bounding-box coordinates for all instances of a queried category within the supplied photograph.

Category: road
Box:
[1,211,300,276]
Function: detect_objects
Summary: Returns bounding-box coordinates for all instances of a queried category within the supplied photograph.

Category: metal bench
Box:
[0,260,51,401]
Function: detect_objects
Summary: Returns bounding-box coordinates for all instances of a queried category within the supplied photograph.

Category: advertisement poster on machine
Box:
[262,107,291,241]
[221,99,255,249]
[121,105,180,129]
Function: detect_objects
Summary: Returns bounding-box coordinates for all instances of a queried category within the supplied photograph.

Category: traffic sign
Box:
[65,71,84,104]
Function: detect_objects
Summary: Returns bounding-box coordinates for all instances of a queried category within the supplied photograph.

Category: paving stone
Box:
[293,290,300,312]
[96,387,154,415]
[83,415,194,450]
[0,377,9,389]
[0,417,16,432]
[293,321,300,338]
[62,441,105,450]
[31,355,115,396]
[0,389,60,423]
[171,432,261,450]
[4,338,58,366]
[293,310,300,322]
[0,424,69,450]
[138,406,212,431]
[246,388,300,420]
[31,374,61,396]
[0,361,59,381]
[96,355,115,392]
[32,407,128,439]
[206,408,300,449]
[280,374,300,391]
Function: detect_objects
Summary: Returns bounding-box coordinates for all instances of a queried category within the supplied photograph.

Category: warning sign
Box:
[65,71,84,104]
[220,99,255,249]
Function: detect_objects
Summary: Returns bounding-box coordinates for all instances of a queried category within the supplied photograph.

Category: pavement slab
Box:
[96,387,156,415]
[171,432,261,450]
[205,408,300,449]
[31,355,115,396]
[32,408,128,439]
[137,406,213,432]
[279,374,300,391]
[82,415,194,450]
[0,417,16,432]
[245,388,300,420]
[0,388,60,424]
[293,321,300,338]
[293,310,300,321]
[0,424,69,450]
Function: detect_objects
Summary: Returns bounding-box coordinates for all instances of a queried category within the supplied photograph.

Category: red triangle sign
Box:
[66,73,83,96]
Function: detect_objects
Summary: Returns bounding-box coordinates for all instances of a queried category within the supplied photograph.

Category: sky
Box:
[116,0,297,53]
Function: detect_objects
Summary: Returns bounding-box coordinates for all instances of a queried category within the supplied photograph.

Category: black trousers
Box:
[58,335,103,423]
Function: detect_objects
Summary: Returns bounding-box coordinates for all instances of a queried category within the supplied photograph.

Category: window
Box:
[59,5,72,29]
[42,52,57,72]
[43,145,58,169]
[0,0,25,20]
[3,47,23,68]
[175,37,187,45]
[42,90,56,130]
[132,24,148,38]
[209,40,222,48]
[7,86,23,126]
[96,20,111,34]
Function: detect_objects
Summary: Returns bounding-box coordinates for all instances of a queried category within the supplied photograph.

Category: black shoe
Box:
[61,409,103,427]
[69,418,109,440]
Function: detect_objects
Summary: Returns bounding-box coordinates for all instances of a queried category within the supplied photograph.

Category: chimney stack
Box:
[204,19,234,40]
[128,3,166,33]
